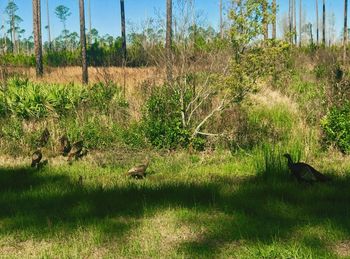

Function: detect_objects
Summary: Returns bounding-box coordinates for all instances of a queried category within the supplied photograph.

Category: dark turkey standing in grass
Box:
[37,128,50,147]
[283,153,331,183]
[127,159,149,179]
[67,140,84,163]
[59,135,71,156]
[31,149,42,168]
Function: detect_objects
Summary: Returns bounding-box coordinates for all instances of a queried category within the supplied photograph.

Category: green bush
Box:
[142,87,190,149]
[321,102,350,153]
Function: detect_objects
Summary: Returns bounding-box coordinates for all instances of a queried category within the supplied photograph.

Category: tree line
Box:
[1,0,350,83]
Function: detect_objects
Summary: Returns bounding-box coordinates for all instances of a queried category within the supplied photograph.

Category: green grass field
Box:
[1,151,349,258]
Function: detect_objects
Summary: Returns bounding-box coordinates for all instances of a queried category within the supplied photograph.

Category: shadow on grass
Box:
[0,166,349,257]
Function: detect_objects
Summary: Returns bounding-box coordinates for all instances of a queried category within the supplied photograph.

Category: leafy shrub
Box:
[120,122,147,148]
[321,102,350,153]
[142,87,190,149]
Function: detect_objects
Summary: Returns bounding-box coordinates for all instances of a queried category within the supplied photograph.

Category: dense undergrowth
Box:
[0,46,349,178]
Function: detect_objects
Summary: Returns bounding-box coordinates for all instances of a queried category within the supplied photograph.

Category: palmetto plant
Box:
[2,78,86,118]
[0,78,128,120]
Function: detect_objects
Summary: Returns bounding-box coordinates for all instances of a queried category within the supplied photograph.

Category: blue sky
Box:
[0,0,346,42]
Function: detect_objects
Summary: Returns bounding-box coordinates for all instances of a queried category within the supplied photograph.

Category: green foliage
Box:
[321,102,350,154]
[255,143,302,180]
[230,103,296,152]
[0,77,140,153]
[87,82,128,112]
[120,122,147,148]
[229,0,271,57]
[45,50,81,66]
[227,41,291,102]
[0,54,35,67]
[0,116,23,141]
[142,87,190,149]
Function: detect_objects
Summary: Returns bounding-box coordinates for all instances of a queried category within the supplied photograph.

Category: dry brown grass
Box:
[6,66,163,87]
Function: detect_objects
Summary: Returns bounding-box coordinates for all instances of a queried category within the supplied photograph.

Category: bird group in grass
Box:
[30,128,151,180]
[30,128,87,168]
[30,130,330,183]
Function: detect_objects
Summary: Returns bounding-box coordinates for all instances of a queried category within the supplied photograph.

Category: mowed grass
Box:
[0,151,350,258]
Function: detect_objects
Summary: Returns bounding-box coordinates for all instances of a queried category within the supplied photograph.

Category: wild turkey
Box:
[59,134,71,156]
[67,140,84,163]
[31,149,42,168]
[37,159,48,169]
[127,159,149,179]
[37,128,50,147]
[283,153,331,183]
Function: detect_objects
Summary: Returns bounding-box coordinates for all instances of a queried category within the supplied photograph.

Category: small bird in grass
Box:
[37,128,50,147]
[31,149,43,168]
[59,134,71,156]
[127,158,150,179]
[67,140,84,163]
[283,153,331,183]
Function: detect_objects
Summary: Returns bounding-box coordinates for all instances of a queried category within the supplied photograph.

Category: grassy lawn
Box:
[0,151,350,258]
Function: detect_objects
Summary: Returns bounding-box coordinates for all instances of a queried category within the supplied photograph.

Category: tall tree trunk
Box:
[289,0,292,43]
[220,0,223,39]
[46,0,51,49]
[272,0,276,39]
[322,0,326,45]
[1,12,5,52]
[293,0,297,44]
[262,0,268,40]
[33,0,43,77]
[166,0,173,83]
[88,0,92,45]
[79,0,88,84]
[299,0,302,47]
[11,14,16,53]
[120,0,127,62]
[344,0,348,62]
[316,0,319,44]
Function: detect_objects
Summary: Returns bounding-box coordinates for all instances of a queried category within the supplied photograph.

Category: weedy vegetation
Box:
[1,0,350,257]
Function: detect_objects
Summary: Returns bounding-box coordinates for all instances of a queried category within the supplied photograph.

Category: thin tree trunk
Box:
[166,0,173,83]
[120,0,127,61]
[272,0,276,39]
[262,0,268,40]
[289,0,292,43]
[1,12,5,52]
[322,0,326,45]
[299,0,302,47]
[33,0,43,77]
[88,0,92,45]
[220,0,223,39]
[12,14,16,53]
[46,0,51,49]
[293,0,297,44]
[316,0,319,44]
[344,0,348,62]
[79,0,88,84]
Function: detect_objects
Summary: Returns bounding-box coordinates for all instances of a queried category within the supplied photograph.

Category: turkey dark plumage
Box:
[59,134,71,156]
[31,149,43,168]
[67,140,84,163]
[283,153,331,183]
